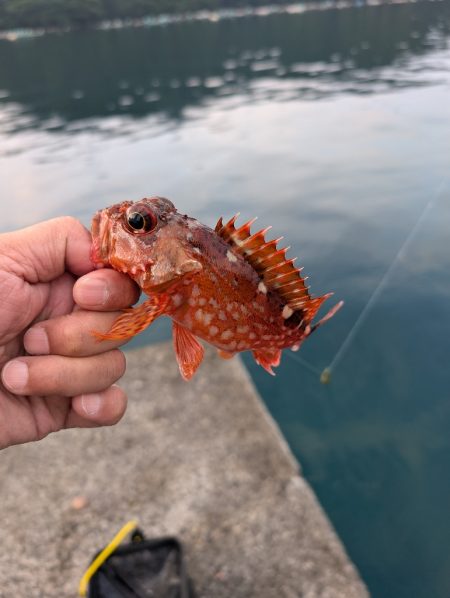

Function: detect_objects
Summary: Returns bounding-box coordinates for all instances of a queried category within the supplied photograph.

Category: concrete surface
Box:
[0,342,368,597]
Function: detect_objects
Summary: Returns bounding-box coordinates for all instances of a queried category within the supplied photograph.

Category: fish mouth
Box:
[90,210,112,267]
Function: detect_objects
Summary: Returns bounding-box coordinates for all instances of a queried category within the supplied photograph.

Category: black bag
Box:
[87,530,195,598]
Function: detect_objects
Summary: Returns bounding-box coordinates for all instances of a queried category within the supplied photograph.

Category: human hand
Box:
[0,217,140,449]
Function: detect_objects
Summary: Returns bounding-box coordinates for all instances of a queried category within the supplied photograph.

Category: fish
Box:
[90,197,343,380]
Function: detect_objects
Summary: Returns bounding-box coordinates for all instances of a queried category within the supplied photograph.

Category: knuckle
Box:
[57,215,82,230]
[57,317,84,356]
[111,350,126,379]
[50,216,82,241]
[30,356,65,393]
[98,350,126,385]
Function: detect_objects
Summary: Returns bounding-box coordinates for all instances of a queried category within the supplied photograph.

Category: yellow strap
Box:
[78,519,138,596]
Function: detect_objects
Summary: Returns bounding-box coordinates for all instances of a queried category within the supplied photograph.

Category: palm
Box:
[0,217,136,450]
[0,270,76,445]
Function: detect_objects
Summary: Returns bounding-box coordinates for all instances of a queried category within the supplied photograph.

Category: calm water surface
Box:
[1,2,450,596]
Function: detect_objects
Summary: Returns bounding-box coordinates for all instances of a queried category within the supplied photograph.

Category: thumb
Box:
[0,216,94,283]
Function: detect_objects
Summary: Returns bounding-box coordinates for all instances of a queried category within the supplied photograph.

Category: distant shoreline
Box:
[0,0,434,42]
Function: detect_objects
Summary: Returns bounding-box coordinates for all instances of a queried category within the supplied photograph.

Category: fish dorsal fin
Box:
[215,214,328,317]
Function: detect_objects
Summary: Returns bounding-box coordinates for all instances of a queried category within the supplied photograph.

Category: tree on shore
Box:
[1,0,106,29]
[0,0,248,31]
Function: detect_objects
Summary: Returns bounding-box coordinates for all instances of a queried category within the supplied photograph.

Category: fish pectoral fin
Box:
[252,348,282,376]
[172,321,204,380]
[93,295,169,341]
[217,349,236,360]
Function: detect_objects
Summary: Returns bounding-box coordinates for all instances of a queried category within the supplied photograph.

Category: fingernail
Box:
[76,278,109,307]
[25,327,50,355]
[81,393,102,416]
[2,360,29,393]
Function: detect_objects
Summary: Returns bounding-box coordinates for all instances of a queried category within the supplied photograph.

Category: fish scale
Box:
[91,197,343,379]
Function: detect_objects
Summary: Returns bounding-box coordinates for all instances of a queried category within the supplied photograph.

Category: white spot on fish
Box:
[187,219,201,229]
[262,334,272,340]
[199,297,206,306]
[249,332,256,339]
[227,250,237,263]
[172,294,183,307]
[220,330,233,340]
[203,312,213,326]
[219,311,227,321]
[209,325,219,336]
[282,305,294,319]
[232,311,239,320]
[291,343,300,352]
[187,232,193,242]
[237,325,249,334]
[193,247,202,254]
[240,304,248,314]
[195,309,203,322]
[258,281,267,294]
[227,340,237,350]
[209,298,218,308]
[192,284,201,297]
[188,297,197,307]
[237,340,246,350]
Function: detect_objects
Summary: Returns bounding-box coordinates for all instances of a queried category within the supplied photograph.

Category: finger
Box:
[0,270,78,346]
[67,384,128,428]
[73,269,140,311]
[24,310,130,357]
[0,216,93,282]
[1,351,126,397]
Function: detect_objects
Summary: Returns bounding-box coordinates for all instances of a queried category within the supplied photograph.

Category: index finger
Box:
[73,269,140,311]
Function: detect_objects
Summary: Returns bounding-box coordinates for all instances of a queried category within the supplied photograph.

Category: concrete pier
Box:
[0,343,368,597]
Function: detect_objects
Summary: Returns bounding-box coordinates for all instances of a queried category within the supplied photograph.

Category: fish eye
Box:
[125,207,157,234]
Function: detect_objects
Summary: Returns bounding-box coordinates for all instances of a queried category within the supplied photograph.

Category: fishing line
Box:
[237,179,445,383]
[320,178,446,384]
[284,349,322,377]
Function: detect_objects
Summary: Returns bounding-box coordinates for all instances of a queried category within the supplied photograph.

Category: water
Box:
[1,2,450,596]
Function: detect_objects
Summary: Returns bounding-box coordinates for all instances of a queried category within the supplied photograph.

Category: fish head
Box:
[91,197,202,290]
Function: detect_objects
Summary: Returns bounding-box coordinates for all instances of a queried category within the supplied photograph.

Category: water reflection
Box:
[0,1,449,135]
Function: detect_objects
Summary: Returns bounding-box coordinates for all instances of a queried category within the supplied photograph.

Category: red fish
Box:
[91,197,342,379]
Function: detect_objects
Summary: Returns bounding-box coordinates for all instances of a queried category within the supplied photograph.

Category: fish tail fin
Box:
[307,299,344,334]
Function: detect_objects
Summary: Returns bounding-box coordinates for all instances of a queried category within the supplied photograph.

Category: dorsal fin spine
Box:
[215,214,334,320]
[267,270,301,284]
[242,229,268,246]
[236,217,258,235]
